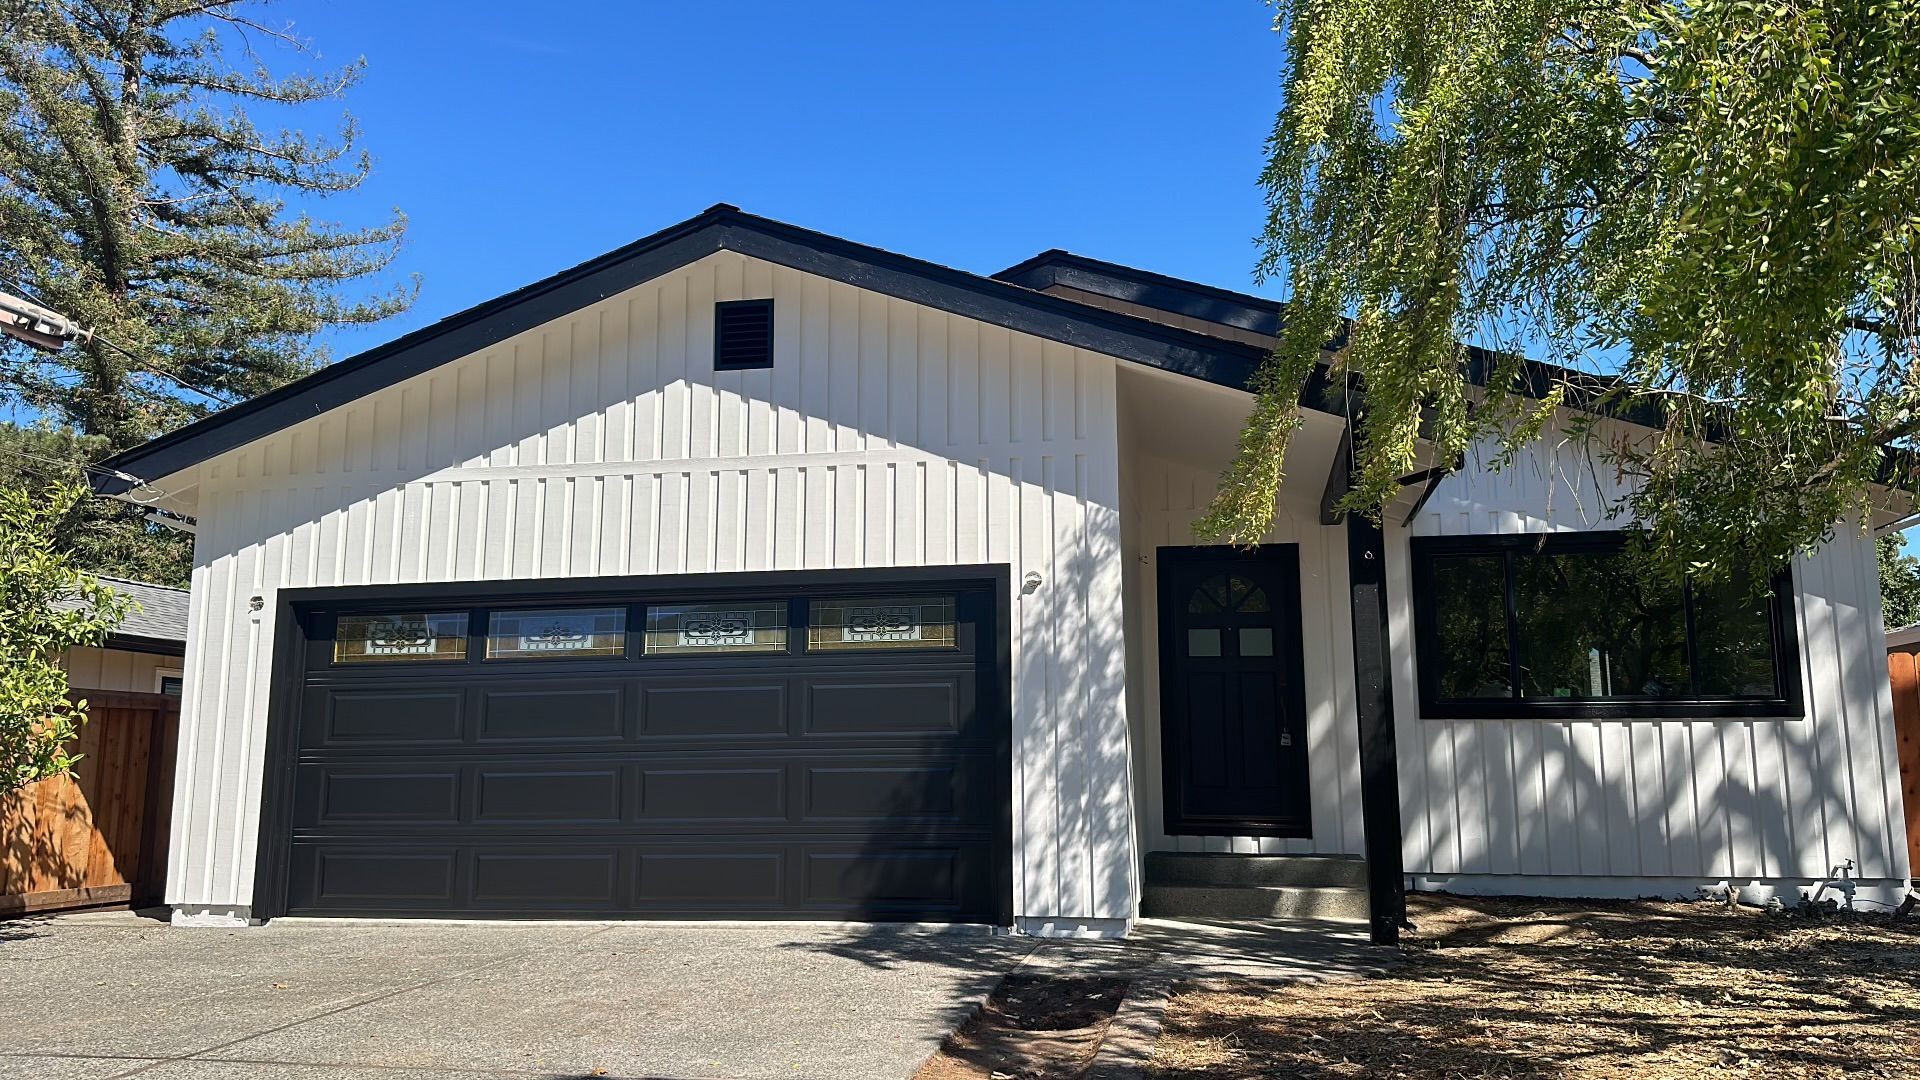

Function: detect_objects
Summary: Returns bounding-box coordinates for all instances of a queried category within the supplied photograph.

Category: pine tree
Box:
[0,0,413,449]
[0,422,189,584]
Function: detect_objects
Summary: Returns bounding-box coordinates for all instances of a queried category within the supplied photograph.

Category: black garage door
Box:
[258,571,1008,922]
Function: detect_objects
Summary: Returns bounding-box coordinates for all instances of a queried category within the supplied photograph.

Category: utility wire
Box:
[0,442,138,484]
[0,271,240,406]
[0,441,176,505]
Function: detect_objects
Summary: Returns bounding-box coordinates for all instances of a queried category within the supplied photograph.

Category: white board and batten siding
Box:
[1389,421,1914,903]
[1121,451,1366,859]
[166,250,1137,932]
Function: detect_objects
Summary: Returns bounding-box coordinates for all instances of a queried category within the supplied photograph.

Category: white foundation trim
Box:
[170,904,255,928]
[1017,916,1133,939]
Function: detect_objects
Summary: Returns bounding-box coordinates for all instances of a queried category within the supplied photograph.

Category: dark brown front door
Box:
[1158,545,1311,837]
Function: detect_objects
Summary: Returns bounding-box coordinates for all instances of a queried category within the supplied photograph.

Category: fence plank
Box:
[1895,648,1920,877]
[1,692,179,914]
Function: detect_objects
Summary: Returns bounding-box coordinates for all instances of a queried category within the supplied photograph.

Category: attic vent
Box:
[714,299,774,370]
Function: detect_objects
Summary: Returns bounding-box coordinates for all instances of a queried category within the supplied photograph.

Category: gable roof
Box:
[54,576,190,650]
[93,205,1342,496]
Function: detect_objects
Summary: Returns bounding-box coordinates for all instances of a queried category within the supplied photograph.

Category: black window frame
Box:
[1409,532,1804,720]
[713,298,775,371]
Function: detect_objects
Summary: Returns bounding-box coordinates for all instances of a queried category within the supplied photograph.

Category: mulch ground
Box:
[1151,892,1920,1079]
[915,971,1130,1080]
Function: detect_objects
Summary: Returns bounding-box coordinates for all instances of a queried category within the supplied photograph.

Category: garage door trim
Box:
[250,564,1013,923]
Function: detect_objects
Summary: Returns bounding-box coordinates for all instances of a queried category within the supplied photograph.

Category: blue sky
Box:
[261,1,1289,358]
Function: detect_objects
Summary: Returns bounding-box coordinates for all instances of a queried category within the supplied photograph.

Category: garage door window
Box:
[808,597,956,651]
[644,602,787,654]
[486,606,626,659]
[334,612,469,664]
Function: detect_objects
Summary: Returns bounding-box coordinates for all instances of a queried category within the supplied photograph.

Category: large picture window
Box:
[1410,533,1802,719]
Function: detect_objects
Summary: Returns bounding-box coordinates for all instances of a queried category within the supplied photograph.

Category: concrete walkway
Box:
[1128,916,1388,983]
[0,910,1036,1080]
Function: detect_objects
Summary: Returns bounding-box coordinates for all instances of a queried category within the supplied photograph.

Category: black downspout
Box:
[1346,510,1407,946]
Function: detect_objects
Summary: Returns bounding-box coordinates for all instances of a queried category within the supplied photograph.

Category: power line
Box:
[0,443,175,506]
[0,271,240,406]
[0,442,129,482]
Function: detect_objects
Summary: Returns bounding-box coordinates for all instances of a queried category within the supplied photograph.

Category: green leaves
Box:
[0,482,131,793]
[1211,0,1920,577]
[1878,534,1920,626]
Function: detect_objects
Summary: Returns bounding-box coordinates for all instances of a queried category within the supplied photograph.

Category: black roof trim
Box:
[102,632,189,657]
[994,250,1679,432]
[94,207,1315,495]
[995,250,1285,336]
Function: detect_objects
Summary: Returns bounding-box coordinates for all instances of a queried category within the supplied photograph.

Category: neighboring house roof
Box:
[55,576,190,652]
[92,204,1347,497]
[1888,623,1920,649]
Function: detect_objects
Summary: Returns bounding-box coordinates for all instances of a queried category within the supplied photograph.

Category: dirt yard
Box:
[916,972,1130,1080]
[1151,892,1920,1079]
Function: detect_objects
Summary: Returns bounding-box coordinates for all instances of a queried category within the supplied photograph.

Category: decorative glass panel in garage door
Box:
[486,607,626,659]
[334,612,469,663]
[643,602,786,654]
[808,597,956,650]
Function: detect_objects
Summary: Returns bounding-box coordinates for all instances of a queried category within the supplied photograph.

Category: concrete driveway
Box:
[0,910,1038,1080]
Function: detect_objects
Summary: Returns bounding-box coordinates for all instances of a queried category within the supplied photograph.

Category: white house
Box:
[95,205,1917,939]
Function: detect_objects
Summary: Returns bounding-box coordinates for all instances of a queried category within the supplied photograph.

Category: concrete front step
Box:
[1140,882,1371,922]
[1144,852,1368,888]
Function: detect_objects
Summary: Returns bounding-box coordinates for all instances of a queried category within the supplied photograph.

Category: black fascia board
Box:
[995,250,1286,336]
[102,632,188,657]
[93,207,1314,496]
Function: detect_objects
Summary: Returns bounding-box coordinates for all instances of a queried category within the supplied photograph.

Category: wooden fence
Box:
[1,691,180,916]
[1884,646,1920,877]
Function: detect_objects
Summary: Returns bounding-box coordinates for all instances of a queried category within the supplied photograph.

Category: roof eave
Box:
[94,207,1310,495]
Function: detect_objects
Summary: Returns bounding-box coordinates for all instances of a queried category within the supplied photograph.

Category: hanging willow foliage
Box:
[1200,0,1920,580]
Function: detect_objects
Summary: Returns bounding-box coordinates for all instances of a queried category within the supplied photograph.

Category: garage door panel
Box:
[633,850,786,906]
[307,687,464,746]
[470,850,619,909]
[477,685,625,742]
[804,678,965,736]
[802,849,962,911]
[636,766,787,821]
[293,847,459,908]
[800,759,988,824]
[305,766,462,824]
[639,679,788,738]
[474,767,623,824]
